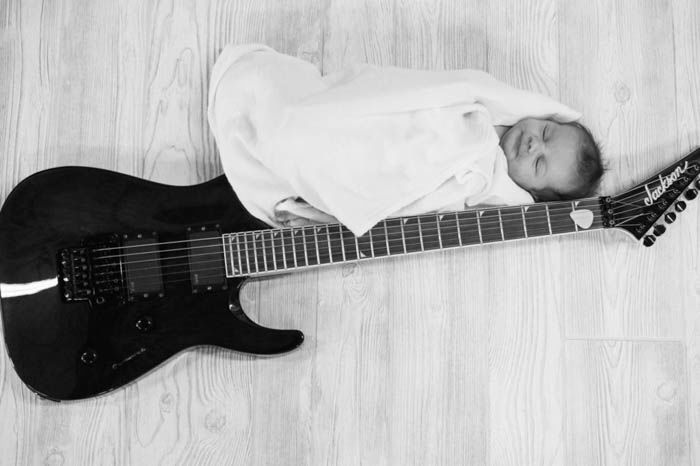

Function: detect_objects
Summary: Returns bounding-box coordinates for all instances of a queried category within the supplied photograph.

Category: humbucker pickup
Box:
[186,225,227,294]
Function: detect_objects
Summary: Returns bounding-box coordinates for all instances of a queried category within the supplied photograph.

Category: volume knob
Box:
[80,348,98,365]
[136,316,154,332]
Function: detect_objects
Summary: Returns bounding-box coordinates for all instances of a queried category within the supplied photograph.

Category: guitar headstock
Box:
[604,147,700,246]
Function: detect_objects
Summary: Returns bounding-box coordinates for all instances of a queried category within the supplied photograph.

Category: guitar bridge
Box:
[58,247,93,302]
[57,234,129,305]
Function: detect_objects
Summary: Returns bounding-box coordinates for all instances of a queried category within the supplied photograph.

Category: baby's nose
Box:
[528,136,542,155]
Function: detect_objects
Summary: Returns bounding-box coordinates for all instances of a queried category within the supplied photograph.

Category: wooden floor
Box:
[1,0,699,464]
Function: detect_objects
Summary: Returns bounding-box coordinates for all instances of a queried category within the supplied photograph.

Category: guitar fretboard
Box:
[222,199,605,277]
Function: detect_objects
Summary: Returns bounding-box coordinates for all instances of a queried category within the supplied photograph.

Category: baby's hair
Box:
[540,120,607,201]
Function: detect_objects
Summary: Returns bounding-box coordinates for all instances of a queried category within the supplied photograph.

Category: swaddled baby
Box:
[275,116,604,226]
[207,43,606,233]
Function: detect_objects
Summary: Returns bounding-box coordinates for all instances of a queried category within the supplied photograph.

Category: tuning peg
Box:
[676,200,687,212]
[643,235,656,247]
[696,179,700,189]
[685,188,698,200]
[653,224,666,236]
[665,212,677,223]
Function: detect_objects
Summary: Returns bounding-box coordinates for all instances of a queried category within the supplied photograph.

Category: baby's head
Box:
[499,117,605,201]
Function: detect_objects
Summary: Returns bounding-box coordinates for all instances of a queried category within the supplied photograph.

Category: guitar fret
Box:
[235,235,242,275]
[302,228,309,266]
[497,209,505,241]
[355,235,360,259]
[223,235,231,277]
[280,231,287,269]
[271,231,278,270]
[262,232,270,271]
[545,204,552,235]
[456,214,463,246]
[417,217,425,251]
[252,233,260,272]
[571,201,579,232]
[384,221,391,256]
[476,212,483,243]
[292,230,298,268]
[369,228,375,257]
[326,225,333,263]
[340,227,346,261]
[234,233,243,275]
[243,233,251,273]
[436,214,443,249]
[400,219,407,253]
[269,232,275,270]
[314,228,320,264]
[521,206,528,238]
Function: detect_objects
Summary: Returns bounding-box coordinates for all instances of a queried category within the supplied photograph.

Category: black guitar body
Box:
[0,168,303,401]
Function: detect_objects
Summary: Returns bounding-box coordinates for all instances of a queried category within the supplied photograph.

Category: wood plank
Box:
[672,0,700,463]
[565,340,689,465]
[486,1,566,464]
[560,0,687,340]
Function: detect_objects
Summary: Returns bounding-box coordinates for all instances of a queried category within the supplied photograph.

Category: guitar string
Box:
[89,171,700,258]
[89,208,665,287]
[91,204,608,270]
[90,191,688,279]
[78,177,700,288]
[92,211,639,283]
[90,193,677,273]
[90,198,601,254]
[90,193,682,268]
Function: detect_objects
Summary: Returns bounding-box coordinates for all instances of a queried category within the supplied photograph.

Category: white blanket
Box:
[207,43,582,236]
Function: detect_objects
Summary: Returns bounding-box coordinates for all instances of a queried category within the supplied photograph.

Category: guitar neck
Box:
[222,198,606,277]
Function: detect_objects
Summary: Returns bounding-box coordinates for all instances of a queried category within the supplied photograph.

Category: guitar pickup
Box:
[121,232,164,301]
[187,225,228,294]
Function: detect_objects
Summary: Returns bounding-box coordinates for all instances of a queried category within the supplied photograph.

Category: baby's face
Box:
[499,118,583,201]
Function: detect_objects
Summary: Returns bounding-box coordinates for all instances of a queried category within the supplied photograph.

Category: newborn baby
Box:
[207,43,607,234]
[274,116,604,227]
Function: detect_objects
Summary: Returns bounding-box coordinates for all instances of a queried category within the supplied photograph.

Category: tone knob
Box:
[135,316,154,332]
[653,224,666,236]
[80,348,98,365]
[665,212,677,223]
[675,200,687,212]
[643,235,656,247]
[685,188,698,200]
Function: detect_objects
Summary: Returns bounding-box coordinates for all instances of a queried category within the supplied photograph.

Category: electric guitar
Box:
[1,149,698,401]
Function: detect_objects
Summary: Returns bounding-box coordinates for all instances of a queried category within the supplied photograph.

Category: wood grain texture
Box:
[673,0,700,464]
[0,0,698,464]
[560,0,690,341]
[565,340,688,465]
